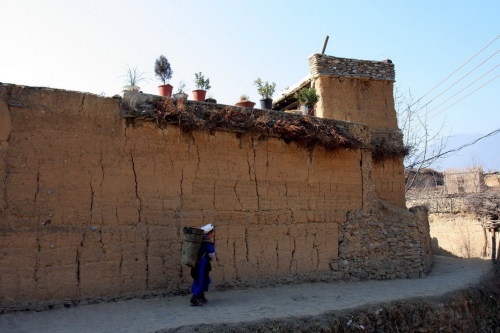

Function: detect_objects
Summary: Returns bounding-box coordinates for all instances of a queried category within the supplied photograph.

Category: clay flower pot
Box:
[158,84,173,97]
[235,101,256,108]
[192,89,206,101]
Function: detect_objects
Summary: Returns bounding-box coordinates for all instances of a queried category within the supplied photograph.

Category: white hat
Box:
[200,224,214,234]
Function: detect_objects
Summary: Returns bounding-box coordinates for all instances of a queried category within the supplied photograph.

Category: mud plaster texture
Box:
[308,54,404,207]
[430,213,490,258]
[0,83,430,310]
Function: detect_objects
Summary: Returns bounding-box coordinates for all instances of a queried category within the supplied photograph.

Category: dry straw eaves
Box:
[149,98,363,151]
[371,135,410,161]
[121,97,411,158]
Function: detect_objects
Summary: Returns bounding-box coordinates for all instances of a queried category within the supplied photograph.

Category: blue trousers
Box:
[191,256,211,297]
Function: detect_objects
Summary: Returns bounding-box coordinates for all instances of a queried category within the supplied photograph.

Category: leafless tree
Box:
[464,190,500,220]
[395,87,448,191]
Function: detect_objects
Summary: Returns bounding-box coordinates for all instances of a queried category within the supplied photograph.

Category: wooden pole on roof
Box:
[321,35,329,55]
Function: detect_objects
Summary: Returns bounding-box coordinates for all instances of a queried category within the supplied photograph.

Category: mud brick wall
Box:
[308,54,404,208]
[444,169,485,194]
[429,214,488,258]
[0,85,361,307]
[312,76,397,130]
[373,157,406,207]
[0,84,430,310]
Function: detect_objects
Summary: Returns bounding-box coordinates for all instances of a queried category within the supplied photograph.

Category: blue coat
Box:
[191,238,216,297]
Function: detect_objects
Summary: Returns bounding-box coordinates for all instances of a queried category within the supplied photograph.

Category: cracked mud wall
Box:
[313,75,405,207]
[0,84,431,310]
[372,157,406,206]
[429,213,488,258]
[0,85,367,307]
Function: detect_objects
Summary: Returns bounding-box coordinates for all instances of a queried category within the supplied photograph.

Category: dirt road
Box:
[0,255,492,333]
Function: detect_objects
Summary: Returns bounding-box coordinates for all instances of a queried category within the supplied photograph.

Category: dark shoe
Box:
[200,293,208,303]
[190,296,203,306]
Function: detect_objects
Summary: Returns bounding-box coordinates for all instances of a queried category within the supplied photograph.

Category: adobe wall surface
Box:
[312,76,398,130]
[485,173,500,187]
[429,214,488,258]
[0,84,430,310]
[444,169,485,194]
[373,158,406,207]
[311,76,405,207]
[308,54,405,208]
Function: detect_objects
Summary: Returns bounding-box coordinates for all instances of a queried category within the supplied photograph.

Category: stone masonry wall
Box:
[0,84,431,310]
[308,54,395,81]
[334,203,432,280]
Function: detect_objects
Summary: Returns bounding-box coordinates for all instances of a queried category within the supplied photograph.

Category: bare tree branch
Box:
[395,87,448,191]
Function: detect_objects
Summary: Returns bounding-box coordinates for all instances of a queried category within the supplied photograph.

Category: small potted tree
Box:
[123,66,146,92]
[154,55,173,97]
[254,78,276,109]
[235,94,255,108]
[295,87,319,116]
[192,72,211,101]
[173,81,188,100]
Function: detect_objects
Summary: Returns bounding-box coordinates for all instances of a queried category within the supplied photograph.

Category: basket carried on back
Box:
[181,227,204,267]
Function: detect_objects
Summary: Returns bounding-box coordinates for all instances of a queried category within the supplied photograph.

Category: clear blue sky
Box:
[2,0,499,141]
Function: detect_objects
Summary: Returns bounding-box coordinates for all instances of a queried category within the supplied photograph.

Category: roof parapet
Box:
[308,54,395,81]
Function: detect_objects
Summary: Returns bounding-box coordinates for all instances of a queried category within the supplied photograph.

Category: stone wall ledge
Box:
[313,73,396,82]
[308,53,396,81]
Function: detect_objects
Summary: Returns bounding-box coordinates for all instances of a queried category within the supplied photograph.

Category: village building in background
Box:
[406,166,499,260]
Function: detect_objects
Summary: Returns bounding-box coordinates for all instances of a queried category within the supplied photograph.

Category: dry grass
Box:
[122,98,408,159]
[371,135,410,161]
[150,99,362,151]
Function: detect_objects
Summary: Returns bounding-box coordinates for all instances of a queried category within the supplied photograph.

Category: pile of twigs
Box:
[371,135,410,161]
[150,99,363,151]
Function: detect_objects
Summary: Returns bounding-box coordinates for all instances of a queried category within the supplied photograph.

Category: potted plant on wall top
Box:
[123,66,146,92]
[173,81,188,100]
[254,78,276,109]
[295,87,319,116]
[154,55,173,97]
[235,94,255,108]
[192,72,211,101]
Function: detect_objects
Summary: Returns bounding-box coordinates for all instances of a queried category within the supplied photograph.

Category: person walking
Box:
[190,224,216,306]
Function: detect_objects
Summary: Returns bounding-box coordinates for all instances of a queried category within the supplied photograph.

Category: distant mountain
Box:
[430,132,500,172]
